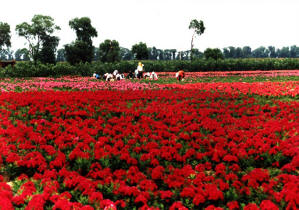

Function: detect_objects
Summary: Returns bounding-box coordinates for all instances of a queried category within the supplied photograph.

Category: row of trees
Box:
[1,16,299,65]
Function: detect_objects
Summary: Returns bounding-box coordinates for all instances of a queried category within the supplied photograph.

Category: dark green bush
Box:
[0,58,298,77]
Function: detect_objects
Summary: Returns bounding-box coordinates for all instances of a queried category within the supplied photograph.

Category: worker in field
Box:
[176,70,185,81]
[93,72,100,79]
[136,62,144,79]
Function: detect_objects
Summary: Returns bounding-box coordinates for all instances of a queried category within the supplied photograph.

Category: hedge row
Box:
[1,58,299,77]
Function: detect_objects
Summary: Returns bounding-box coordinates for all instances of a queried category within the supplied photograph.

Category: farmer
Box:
[150,71,158,80]
[115,73,125,80]
[143,72,151,79]
[176,70,185,81]
[103,73,114,81]
[136,62,144,79]
[113,70,119,78]
[127,70,135,79]
[93,72,100,79]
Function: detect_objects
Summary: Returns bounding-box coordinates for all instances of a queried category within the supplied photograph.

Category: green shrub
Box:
[0,58,298,78]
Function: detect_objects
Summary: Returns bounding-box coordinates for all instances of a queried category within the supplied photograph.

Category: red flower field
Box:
[0,78,298,209]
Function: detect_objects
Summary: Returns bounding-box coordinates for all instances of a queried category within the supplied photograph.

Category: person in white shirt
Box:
[113,70,119,78]
[143,72,150,79]
[150,71,158,80]
[103,73,114,81]
[115,73,125,80]
[136,62,144,79]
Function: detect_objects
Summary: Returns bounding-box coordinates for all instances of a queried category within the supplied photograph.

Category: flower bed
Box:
[0,77,156,92]
[157,70,299,78]
[159,81,299,97]
[0,87,298,209]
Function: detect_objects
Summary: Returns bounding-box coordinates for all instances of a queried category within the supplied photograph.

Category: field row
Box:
[0,76,298,98]
[0,89,298,209]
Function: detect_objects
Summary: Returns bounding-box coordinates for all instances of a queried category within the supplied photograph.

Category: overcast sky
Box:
[1,0,298,52]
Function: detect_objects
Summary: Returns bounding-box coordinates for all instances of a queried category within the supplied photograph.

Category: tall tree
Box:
[189,19,205,60]
[0,22,11,51]
[16,14,60,64]
[120,47,133,60]
[149,47,158,60]
[38,35,59,64]
[99,39,120,62]
[290,45,298,58]
[191,49,203,59]
[252,46,269,58]
[65,17,97,64]
[131,42,149,60]
[0,48,14,60]
[242,46,252,58]
[204,48,223,60]
[268,46,276,58]
[15,48,30,61]
[278,47,290,58]
[56,48,66,62]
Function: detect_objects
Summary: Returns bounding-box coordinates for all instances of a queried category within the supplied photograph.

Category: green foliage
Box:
[99,39,121,62]
[37,35,59,64]
[0,21,11,49]
[15,14,61,63]
[0,58,299,77]
[69,17,97,44]
[132,42,149,60]
[14,48,30,61]
[65,17,97,65]
[65,41,94,65]
[189,19,205,60]
[204,48,224,60]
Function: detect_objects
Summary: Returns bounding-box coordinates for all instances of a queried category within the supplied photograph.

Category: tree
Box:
[268,46,276,58]
[290,45,298,58]
[189,19,205,60]
[15,48,30,61]
[65,41,94,65]
[131,42,149,60]
[38,35,59,64]
[99,39,120,62]
[242,46,252,58]
[0,22,11,50]
[120,47,133,60]
[191,49,203,59]
[278,47,290,58]
[69,17,97,45]
[65,17,97,64]
[204,48,223,60]
[16,14,60,64]
[0,48,14,60]
[56,48,66,62]
[235,47,243,58]
[149,47,158,60]
[252,46,269,58]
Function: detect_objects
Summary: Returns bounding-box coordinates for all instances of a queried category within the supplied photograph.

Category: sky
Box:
[1,0,298,52]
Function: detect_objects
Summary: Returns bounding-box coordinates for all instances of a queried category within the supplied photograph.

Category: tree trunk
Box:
[190,32,195,61]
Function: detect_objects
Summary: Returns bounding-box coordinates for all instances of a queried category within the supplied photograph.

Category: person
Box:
[115,73,125,80]
[150,71,158,80]
[103,73,114,81]
[176,70,185,81]
[136,62,144,79]
[93,72,100,79]
[143,72,151,79]
[127,70,135,79]
[113,70,119,78]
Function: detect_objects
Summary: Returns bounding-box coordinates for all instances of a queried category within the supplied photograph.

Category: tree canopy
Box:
[0,22,11,50]
[132,42,149,60]
[99,40,120,63]
[65,17,97,65]
[189,19,205,60]
[16,14,60,63]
